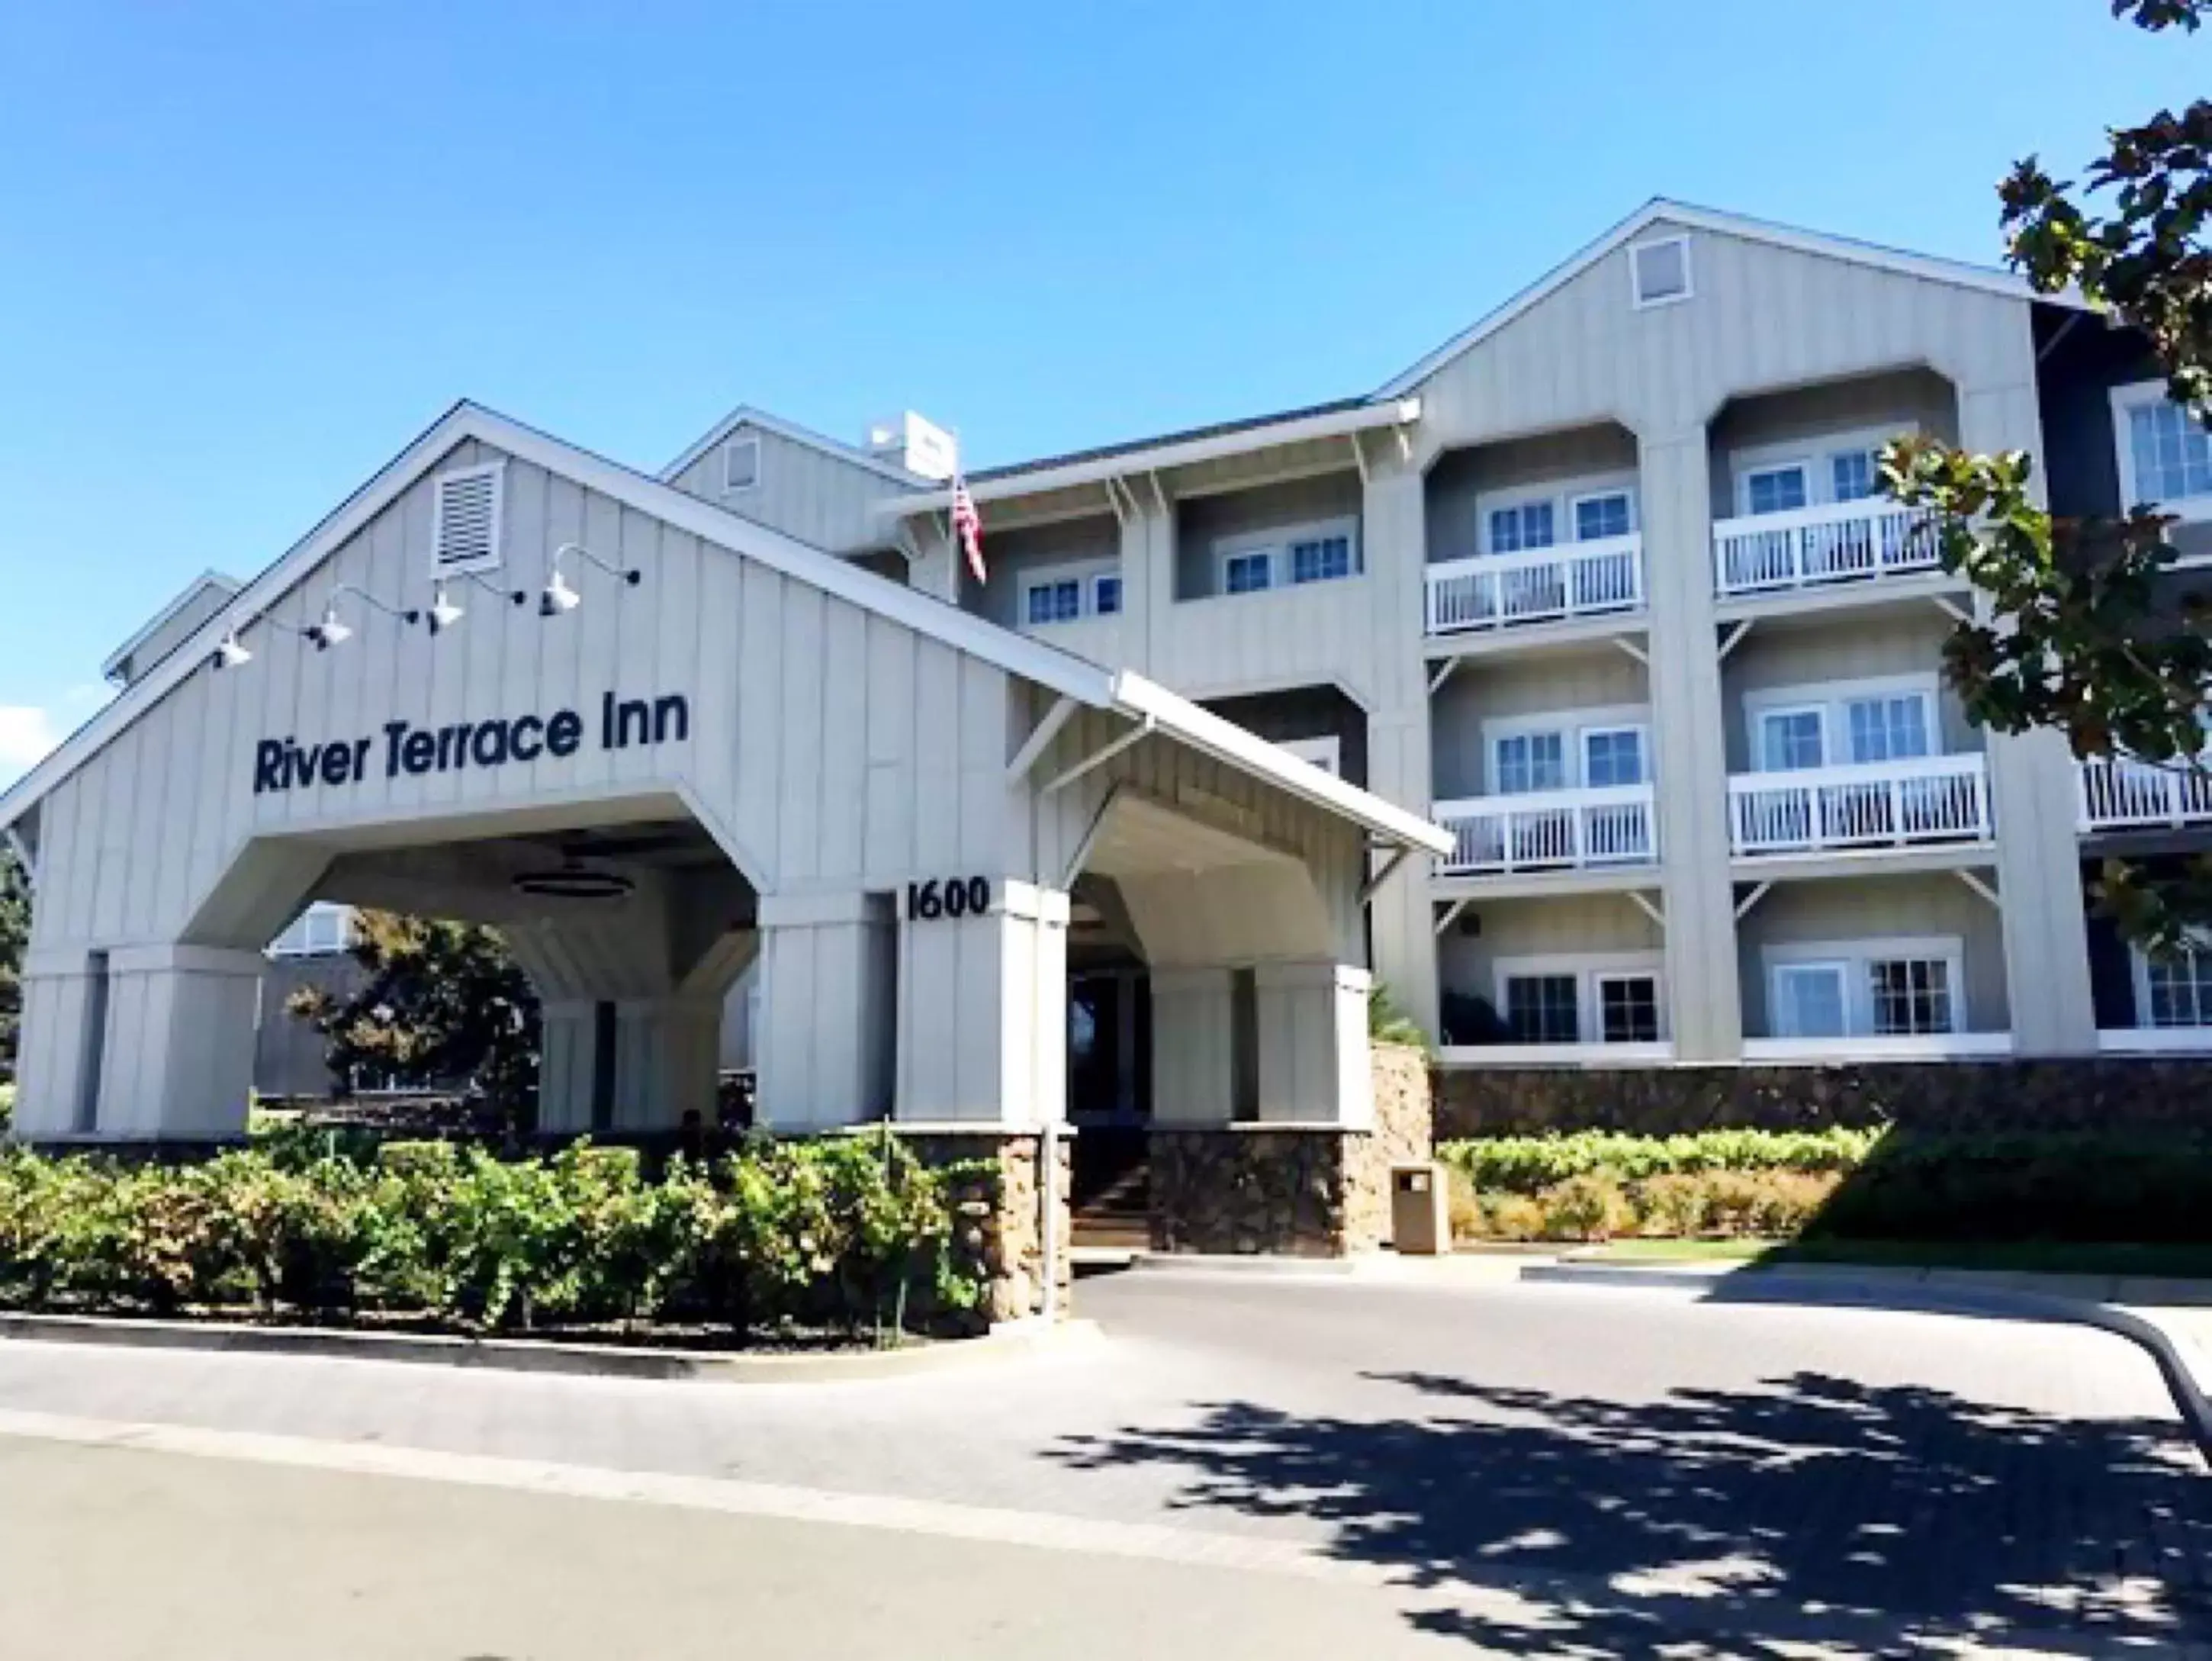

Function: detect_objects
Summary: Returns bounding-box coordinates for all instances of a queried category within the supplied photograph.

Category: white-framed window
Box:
[1493,731,1567,795]
[1493,953,1668,1045]
[1278,735,1341,776]
[1572,490,1633,542]
[2133,942,2212,1028]
[1212,517,1360,595]
[1733,426,1915,517]
[1581,726,1647,789]
[1484,706,1654,795]
[2111,380,2212,521]
[723,436,761,494]
[1487,501,1556,555]
[1763,937,1965,1039]
[1018,559,1121,627]
[1629,234,1693,309]
[270,903,355,959]
[1744,463,1810,517]
[1746,675,1941,773]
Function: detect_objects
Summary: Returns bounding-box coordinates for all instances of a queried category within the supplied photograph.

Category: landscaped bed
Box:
[1439,1127,2212,1251]
[0,1124,994,1347]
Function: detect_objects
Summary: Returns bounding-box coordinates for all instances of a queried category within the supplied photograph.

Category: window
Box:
[1025,579,1082,626]
[1488,501,1556,554]
[2142,946,2212,1028]
[1757,708,1826,772]
[270,903,354,959]
[1869,957,1956,1036]
[2116,388,2212,513]
[1573,491,1632,542]
[1019,560,1120,626]
[1505,975,1580,1044]
[723,436,761,494]
[1831,449,1879,504]
[1223,551,1274,594]
[1630,235,1693,308]
[1494,731,1567,795]
[1744,464,1810,517]
[1582,727,1646,788]
[1844,694,1931,765]
[1290,534,1355,584]
[1772,962,1849,1038]
[1597,974,1661,1043]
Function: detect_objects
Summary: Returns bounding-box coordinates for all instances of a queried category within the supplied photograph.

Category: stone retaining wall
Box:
[1435,1058,2212,1141]
[903,1130,1072,1326]
[1149,1044,1437,1257]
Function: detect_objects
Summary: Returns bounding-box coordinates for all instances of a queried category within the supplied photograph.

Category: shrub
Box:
[1537,1173,1632,1242]
[1439,1128,1880,1195]
[0,1134,981,1339]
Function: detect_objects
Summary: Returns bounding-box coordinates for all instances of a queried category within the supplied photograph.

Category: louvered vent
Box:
[432,462,505,573]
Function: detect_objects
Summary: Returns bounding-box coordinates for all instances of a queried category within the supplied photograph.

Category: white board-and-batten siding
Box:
[22,439,1022,960]
[665,422,907,558]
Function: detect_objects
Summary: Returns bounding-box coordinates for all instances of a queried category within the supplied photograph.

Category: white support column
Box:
[612,995,724,1130]
[756,890,897,1132]
[1362,461,1439,1039]
[535,998,604,1136]
[895,879,1069,1128]
[82,945,262,1141]
[1149,966,1235,1127]
[10,951,104,1140]
[1254,961,1374,1127]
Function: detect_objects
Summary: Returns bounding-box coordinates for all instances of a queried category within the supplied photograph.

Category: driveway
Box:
[0,1270,2204,1656]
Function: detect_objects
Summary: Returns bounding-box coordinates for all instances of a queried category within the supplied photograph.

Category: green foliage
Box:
[1882,2,2212,954]
[1367,983,1426,1048]
[0,1135,979,1338]
[0,842,26,1080]
[1442,1129,2212,1245]
[1439,1127,1881,1194]
[287,909,541,1118]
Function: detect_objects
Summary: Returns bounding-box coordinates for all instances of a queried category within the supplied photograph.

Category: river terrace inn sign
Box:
[0,403,1445,1151]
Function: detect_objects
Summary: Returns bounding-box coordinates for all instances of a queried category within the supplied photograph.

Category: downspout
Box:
[1038,1116,1060,1321]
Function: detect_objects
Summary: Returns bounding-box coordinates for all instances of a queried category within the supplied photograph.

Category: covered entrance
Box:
[2,400,1445,1268]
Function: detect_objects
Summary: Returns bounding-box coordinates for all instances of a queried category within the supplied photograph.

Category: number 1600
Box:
[906,877,992,920]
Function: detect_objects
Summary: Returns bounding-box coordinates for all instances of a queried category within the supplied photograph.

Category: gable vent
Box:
[432,462,505,573]
[724,436,760,493]
[1630,235,1693,309]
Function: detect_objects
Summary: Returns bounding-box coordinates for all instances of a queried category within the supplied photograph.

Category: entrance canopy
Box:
[2,401,1445,1143]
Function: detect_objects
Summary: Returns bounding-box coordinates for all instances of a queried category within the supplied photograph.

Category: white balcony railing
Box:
[1727,753,1990,857]
[1712,499,1941,598]
[1436,782,1659,874]
[2076,754,2212,832]
[1425,535,1644,636]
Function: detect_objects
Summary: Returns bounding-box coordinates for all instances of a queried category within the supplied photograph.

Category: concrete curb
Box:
[1121,1251,1364,1278]
[1520,1261,2212,1456]
[0,1309,1104,1385]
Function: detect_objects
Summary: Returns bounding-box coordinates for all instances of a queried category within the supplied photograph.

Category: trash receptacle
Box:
[1391,1162,1450,1256]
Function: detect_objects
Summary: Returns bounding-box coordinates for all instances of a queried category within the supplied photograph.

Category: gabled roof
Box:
[100,568,242,686]
[660,403,929,488]
[1371,197,2088,398]
[2,401,1445,856]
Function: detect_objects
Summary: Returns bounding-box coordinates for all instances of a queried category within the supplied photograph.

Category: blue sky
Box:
[0,2,2198,785]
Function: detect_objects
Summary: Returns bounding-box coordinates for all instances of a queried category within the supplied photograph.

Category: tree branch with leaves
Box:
[1882,0,2212,952]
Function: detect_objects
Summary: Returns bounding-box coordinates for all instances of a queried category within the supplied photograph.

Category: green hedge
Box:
[0,1135,984,1337]
[1442,1128,2212,1244]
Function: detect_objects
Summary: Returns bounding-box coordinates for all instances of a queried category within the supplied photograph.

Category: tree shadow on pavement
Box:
[1051,1370,2212,1655]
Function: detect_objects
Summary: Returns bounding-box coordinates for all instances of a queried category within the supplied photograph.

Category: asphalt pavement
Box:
[0,1270,2204,1657]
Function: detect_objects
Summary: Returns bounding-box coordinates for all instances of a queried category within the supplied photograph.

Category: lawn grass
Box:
[1580,1237,2212,1279]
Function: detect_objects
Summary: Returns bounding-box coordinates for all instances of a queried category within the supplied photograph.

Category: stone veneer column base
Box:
[1149,1044,1436,1257]
[897,1128,1073,1326]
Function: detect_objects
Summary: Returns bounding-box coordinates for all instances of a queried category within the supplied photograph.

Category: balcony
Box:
[1712,499,1940,599]
[1436,783,1659,876]
[2077,754,2212,832]
[1728,754,1990,858]
[1425,535,1644,636]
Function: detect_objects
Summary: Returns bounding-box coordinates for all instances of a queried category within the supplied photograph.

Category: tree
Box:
[288,910,542,1121]
[0,842,27,1079]
[1883,0,2212,952]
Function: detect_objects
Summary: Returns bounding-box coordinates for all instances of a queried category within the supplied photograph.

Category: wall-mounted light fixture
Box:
[539,542,642,618]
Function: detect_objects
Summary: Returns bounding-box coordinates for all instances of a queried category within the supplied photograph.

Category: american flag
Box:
[950,472,985,585]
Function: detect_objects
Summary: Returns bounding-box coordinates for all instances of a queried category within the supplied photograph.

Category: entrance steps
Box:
[1070,1125,1150,1252]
